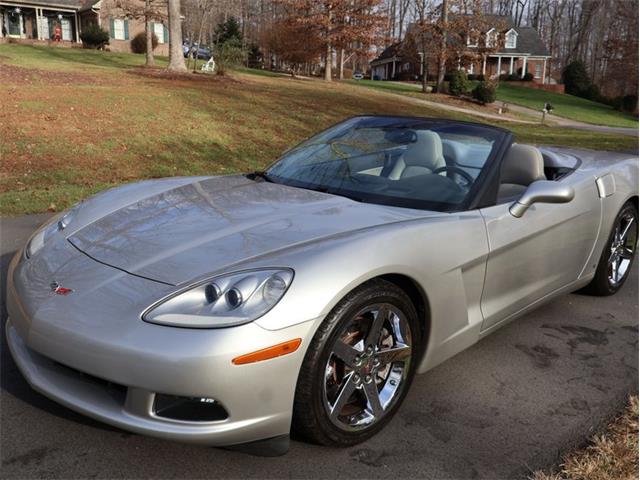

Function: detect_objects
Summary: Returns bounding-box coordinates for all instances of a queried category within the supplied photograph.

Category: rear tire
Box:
[292,279,421,447]
[582,201,637,296]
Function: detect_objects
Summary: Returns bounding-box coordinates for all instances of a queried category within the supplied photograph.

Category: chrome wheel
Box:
[323,303,412,431]
[607,210,637,287]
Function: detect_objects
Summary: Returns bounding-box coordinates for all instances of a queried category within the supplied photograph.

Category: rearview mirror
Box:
[510,180,575,218]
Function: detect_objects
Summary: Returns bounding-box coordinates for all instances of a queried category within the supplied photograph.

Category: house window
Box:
[153,22,165,44]
[403,62,410,72]
[535,63,542,79]
[486,29,497,48]
[113,19,125,39]
[505,30,517,49]
[467,32,478,47]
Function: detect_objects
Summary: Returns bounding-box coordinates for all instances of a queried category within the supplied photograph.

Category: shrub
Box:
[448,70,471,96]
[214,38,245,75]
[622,95,638,113]
[522,72,534,81]
[476,74,485,81]
[508,73,519,81]
[580,83,601,101]
[247,43,263,69]
[609,96,624,110]
[562,61,591,96]
[130,31,158,54]
[473,81,496,104]
[622,95,638,112]
[79,24,109,49]
[467,74,477,81]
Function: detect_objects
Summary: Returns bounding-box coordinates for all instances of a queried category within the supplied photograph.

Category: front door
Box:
[7,12,22,37]
[479,179,601,330]
[61,18,72,40]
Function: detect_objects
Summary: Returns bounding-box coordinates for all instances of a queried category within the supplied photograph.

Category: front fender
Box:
[252,211,490,373]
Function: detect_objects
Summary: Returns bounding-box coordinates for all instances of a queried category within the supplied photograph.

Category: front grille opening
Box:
[154,394,229,422]
[53,361,127,404]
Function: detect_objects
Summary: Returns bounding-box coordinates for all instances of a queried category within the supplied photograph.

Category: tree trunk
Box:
[421,55,428,93]
[145,18,155,67]
[338,48,344,80]
[193,11,206,74]
[324,42,332,81]
[436,0,448,93]
[167,0,186,72]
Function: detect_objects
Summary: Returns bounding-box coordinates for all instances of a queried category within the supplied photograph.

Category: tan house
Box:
[371,15,551,84]
[0,0,168,55]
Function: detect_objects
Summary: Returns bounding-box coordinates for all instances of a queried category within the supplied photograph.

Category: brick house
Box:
[371,15,551,84]
[0,0,168,55]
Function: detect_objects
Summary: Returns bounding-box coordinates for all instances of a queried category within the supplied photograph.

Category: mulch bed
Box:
[127,66,239,85]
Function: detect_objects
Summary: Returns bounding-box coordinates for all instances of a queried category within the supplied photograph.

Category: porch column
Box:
[74,12,79,42]
[34,8,39,39]
[509,56,514,74]
[497,56,502,75]
[37,8,47,39]
[41,8,47,40]
[391,60,395,79]
[521,56,528,78]
[482,56,486,75]
[542,58,547,84]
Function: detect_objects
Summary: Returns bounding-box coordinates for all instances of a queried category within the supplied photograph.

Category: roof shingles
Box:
[0,0,98,10]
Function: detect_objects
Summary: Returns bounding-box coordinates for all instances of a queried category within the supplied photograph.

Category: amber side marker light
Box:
[232,338,302,365]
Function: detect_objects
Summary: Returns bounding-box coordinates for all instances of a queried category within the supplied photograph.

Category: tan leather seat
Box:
[388,131,446,179]
[498,144,546,201]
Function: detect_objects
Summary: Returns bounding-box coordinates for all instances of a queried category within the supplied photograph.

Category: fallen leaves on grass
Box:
[0,61,100,85]
[532,396,638,480]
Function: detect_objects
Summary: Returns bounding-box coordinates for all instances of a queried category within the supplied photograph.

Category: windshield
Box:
[265,116,506,212]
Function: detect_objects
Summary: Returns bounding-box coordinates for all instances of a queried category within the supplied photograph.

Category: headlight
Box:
[25,205,79,258]
[143,269,294,328]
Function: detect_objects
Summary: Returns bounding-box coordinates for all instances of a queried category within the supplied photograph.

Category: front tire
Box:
[583,201,638,296]
[292,279,421,446]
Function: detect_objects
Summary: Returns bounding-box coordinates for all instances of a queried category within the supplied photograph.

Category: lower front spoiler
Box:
[5,319,290,454]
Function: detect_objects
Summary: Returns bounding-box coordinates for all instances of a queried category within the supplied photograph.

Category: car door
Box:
[479,176,601,331]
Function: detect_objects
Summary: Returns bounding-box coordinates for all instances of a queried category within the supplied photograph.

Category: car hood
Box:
[68,175,430,285]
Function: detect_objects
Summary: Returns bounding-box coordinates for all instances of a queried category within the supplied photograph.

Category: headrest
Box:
[403,130,445,168]
[501,144,545,186]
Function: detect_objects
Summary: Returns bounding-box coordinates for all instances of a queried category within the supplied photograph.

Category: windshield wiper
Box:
[247,171,275,183]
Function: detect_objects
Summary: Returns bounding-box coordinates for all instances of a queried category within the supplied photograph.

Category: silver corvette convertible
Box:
[6,116,638,455]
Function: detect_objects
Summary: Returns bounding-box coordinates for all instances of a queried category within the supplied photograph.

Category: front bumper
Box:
[6,248,317,447]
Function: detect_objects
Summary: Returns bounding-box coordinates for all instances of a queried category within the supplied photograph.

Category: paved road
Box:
[505,104,639,137]
[382,82,638,136]
[1,215,638,479]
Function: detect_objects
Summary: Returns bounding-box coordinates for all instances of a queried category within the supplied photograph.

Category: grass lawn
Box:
[532,396,638,480]
[345,78,543,123]
[0,44,637,216]
[345,78,426,94]
[496,83,639,128]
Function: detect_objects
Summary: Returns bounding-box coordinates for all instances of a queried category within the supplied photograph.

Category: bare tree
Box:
[168,0,187,71]
[278,0,386,81]
[143,0,165,66]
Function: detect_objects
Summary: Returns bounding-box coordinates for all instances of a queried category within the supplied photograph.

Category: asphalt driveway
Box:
[1,214,638,479]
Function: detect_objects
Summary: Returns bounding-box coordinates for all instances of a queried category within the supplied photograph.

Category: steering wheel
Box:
[431,166,474,187]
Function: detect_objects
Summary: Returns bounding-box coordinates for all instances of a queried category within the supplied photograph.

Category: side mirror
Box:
[510,180,575,218]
